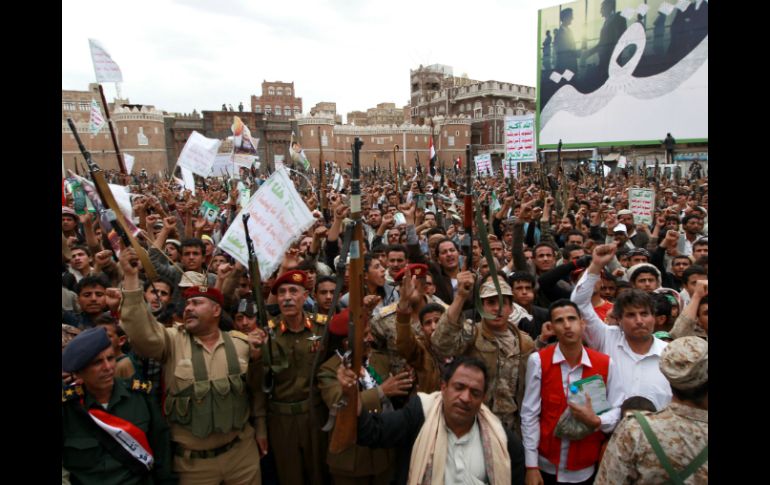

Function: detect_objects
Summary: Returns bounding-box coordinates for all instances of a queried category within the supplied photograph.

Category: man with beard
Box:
[265,269,330,485]
[118,247,267,485]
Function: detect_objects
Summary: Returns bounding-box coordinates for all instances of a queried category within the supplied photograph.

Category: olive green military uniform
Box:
[266,312,330,485]
[119,288,265,485]
[595,403,708,484]
[430,311,535,433]
[317,351,395,485]
[395,310,443,394]
[370,295,449,376]
[62,378,176,485]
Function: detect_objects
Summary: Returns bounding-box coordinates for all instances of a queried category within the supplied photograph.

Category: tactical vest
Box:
[163,332,250,438]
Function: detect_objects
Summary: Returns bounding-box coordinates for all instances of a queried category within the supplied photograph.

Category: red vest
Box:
[537,345,609,471]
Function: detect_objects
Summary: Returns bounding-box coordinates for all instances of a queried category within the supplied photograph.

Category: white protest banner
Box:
[89,39,123,83]
[504,115,536,163]
[108,184,133,223]
[274,155,285,172]
[474,154,493,177]
[177,131,222,177]
[212,154,236,178]
[617,155,627,168]
[181,167,196,196]
[603,164,611,177]
[628,188,655,226]
[89,99,105,135]
[124,153,135,174]
[218,168,315,278]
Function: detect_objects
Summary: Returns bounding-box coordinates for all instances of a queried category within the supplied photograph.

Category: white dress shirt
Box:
[571,272,672,411]
[444,419,487,485]
[521,345,623,483]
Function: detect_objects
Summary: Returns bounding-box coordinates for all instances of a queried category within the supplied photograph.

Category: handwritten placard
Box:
[629,188,655,226]
[177,131,222,177]
[474,154,493,177]
[504,115,536,162]
[218,168,315,278]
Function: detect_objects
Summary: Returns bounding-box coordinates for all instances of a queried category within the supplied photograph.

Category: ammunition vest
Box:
[164,332,250,438]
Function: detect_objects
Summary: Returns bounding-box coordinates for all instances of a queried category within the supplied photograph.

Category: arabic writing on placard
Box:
[628,188,655,226]
[505,115,536,163]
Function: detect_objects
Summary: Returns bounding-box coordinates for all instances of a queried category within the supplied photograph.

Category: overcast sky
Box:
[62,0,558,122]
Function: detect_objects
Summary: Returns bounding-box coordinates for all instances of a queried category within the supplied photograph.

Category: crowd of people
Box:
[61,161,708,485]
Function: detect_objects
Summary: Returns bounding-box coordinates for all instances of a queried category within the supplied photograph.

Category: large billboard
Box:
[537,0,708,148]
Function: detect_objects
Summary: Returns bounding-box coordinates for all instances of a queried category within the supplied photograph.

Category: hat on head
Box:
[179,271,207,288]
[394,264,429,283]
[625,262,662,283]
[62,327,111,373]
[271,270,309,294]
[201,235,215,245]
[166,239,182,248]
[329,309,350,337]
[613,223,628,234]
[234,298,257,317]
[62,206,77,218]
[617,209,633,216]
[659,336,708,390]
[479,279,513,299]
[182,286,224,307]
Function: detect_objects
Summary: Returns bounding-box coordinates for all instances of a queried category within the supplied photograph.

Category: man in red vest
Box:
[521,299,623,485]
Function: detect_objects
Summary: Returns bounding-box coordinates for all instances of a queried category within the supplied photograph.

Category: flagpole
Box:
[97,84,128,175]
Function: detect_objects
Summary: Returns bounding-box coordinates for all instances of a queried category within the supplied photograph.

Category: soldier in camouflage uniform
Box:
[370,264,448,377]
[431,270,535,434]
[596,336,708,485]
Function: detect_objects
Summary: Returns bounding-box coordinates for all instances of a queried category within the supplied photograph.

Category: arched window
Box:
[275,107,282,115]
[268,87,275,95]
[255,105,262,113]
[276,87,283,96]
[286,88,292,96]
[265,105,272,114]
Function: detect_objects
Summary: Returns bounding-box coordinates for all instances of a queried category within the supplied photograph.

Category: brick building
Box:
[346,111,368,126]
[346,102,405,126]
[295,113,472,170]
[310,102,342,124]
[251,81,302,120]
[62,84,169,175]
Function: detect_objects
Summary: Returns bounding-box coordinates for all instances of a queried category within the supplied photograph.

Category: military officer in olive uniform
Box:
[62,326,176,485]
[118,247,266,485]
[266,269,330,485]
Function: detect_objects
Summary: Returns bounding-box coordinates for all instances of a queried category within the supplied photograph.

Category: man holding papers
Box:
[521,299,623,485]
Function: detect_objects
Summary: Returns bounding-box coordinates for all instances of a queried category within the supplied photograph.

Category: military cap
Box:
[479,279,513,299]
[62,327,111,373]
[183,286,224,306]
[329,309,350,337]
[271,270,309,294]
[394,264,429,282]
[659,336,708,390]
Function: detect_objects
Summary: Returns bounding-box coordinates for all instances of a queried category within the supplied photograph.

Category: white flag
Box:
[89,39,123,83]
[89,99,105,135]
[181,167,196,196]
[177,131,222,177]
[124,153,135,174]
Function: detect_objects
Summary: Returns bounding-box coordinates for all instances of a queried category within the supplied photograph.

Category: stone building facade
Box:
[251,81,302,120]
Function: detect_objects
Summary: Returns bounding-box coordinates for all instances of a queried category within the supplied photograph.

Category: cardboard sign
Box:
[629,188,655,226]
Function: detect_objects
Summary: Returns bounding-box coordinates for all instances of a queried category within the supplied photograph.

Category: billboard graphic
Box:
[537,0,708,147]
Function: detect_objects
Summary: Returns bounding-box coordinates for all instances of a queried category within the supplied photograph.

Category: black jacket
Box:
[357,394,526,485]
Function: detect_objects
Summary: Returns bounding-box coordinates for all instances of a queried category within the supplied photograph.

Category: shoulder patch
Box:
[62,384,84,403]
[315,313,327,324]
[377,302,398,318]
[130,378,153,394]
[229,330,250,342]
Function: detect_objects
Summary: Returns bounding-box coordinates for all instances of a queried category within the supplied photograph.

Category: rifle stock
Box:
[329,137,365,454]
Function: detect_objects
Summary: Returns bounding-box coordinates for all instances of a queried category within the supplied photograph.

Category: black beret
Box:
[62,327,111,373]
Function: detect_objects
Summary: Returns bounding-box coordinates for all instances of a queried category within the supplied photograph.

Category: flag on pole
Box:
[89,99,105,135]
[289,132,310,171]
[88,39,123,83]
[455,156,461,173]
[429,132,437,176]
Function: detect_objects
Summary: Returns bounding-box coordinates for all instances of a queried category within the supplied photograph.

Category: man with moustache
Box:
[117,247,267,485]
[265,269,330,485]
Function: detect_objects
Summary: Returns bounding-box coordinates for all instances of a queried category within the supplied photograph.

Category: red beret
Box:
[271,270,308,295]
[394,264,429,283]
[329,309,350,337]
[182,286,224,307]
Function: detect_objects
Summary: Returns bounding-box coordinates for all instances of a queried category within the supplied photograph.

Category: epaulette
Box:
[314,313,327,324]
[376,303,398,318]
[267,320,277,330]
[229,330,249,342]
[130,378,153,394]
[62,383,84,403]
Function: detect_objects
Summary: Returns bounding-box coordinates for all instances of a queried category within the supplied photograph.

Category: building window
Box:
[455,130,460,136]
[123,127,128,134]
[63,101,75,111]
[294,107,300,115]
[255,105,262,113]
[284,106,291,115]
[268,87,275,95]
[346,137,350,143]
[311,129,314,137]
[286,88,292,96]
[154,127,159,134]
[465,131,468,137]
[137,127,148,146]
[390,136,393,142]
[265,105,272,114]
[415,136,418,142]
[448,136,455,147]
[275,107,282,115]
[79,101,89,111]
[276,87,283,96]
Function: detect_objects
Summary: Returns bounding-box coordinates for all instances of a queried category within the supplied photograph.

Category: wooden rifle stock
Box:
[463,144,473,271]
[329,137,365,454]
